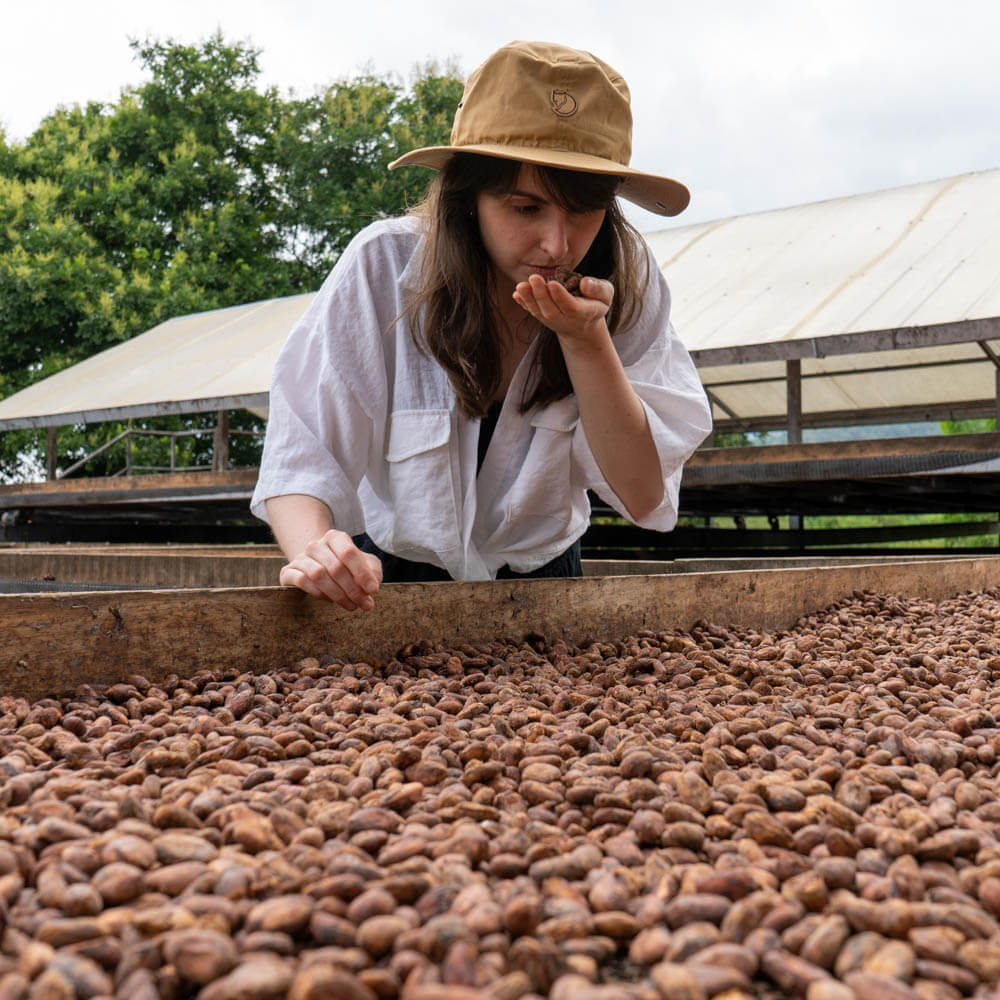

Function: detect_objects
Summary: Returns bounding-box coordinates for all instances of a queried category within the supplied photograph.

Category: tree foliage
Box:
[940,418,996,434]
[0,34,463,479]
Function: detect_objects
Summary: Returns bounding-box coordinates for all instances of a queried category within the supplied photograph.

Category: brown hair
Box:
[406,153,650,419]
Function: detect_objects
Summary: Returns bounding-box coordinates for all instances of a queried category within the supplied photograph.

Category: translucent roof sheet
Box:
[649,168,1000,356]
[0,294,313,429]
[649,168,1000,428]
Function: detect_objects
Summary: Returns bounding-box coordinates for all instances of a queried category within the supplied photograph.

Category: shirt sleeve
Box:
[249,227,394,535]
[571,244,713,531]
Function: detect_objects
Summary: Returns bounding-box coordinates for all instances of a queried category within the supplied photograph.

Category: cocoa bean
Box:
[842,971,921,1000]
[161,928,238,985]
[287,964,377,1000]
[761,948,833,995]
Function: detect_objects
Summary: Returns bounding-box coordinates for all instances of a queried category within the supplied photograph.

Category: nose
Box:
[538,212,569,260]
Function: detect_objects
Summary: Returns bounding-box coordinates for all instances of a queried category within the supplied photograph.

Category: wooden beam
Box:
[709,399,997,434]
[705,353,989,390]
[0,547,286,589]
[786,358,802,446]
[8,546,966,589]
[687,432,1000,468]
[213,410,230,473]
[583,520,1000,550]
[0,393,270,432]
[691,316,1000,367]
[0,469,260,506]
[8,434,999,504]
[45,427,58,481]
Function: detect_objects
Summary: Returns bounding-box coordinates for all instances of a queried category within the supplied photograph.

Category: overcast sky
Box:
[3,0,998,232]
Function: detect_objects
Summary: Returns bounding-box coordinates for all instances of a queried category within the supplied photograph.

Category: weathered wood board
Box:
[0,469,259,506]
[3,433,998,504]
[0,545,286,589]
[3,556,999,701]
[0,546,972,591]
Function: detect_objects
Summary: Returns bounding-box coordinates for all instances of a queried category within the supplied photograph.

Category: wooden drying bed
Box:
[3,555,999,702]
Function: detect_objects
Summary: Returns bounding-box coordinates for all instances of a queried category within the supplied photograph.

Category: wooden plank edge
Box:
[2,549,983,591]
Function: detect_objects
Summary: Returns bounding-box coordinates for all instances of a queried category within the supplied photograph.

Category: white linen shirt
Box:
[250,215,712,580]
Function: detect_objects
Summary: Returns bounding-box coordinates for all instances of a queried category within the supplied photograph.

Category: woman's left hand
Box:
[513,274,614,347]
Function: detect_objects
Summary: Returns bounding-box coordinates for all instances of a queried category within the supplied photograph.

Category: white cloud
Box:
[3,0,999,230]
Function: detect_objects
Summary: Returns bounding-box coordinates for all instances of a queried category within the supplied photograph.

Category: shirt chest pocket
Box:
[506,400,582,527]
[384,409,460,548]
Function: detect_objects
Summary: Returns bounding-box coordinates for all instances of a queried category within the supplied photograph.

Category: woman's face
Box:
[475,164,606,294]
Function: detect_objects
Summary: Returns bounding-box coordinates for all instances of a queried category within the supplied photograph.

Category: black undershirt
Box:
[476,401,503,474]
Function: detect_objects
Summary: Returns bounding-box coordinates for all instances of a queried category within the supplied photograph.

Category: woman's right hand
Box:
[278,529,383,611]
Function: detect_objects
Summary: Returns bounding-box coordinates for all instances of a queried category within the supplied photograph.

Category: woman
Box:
[250,40,713,609]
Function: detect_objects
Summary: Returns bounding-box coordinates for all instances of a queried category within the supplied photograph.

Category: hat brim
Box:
[389,143,690,217]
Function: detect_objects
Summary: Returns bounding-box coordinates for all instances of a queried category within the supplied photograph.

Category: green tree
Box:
[0,34,463,480]
[274,63,461,276]
[940,418,996,434]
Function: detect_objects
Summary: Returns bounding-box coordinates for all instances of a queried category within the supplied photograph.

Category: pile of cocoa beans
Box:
[3,587,1000,1000]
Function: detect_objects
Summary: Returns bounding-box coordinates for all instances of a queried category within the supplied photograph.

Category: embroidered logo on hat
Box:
[550,90,578,117]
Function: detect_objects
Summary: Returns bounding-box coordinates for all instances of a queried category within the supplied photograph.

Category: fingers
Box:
[279,530,382,611]
[579,275,614,305]
[279,562,363,608]
[513,274,612,325]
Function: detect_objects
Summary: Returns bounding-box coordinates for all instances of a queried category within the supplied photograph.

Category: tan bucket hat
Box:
[388,40,690,217]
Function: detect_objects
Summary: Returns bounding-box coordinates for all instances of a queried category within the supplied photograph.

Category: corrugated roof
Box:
[646,168,1000,431]
[0,168,997,432]
[0,293,313,429]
